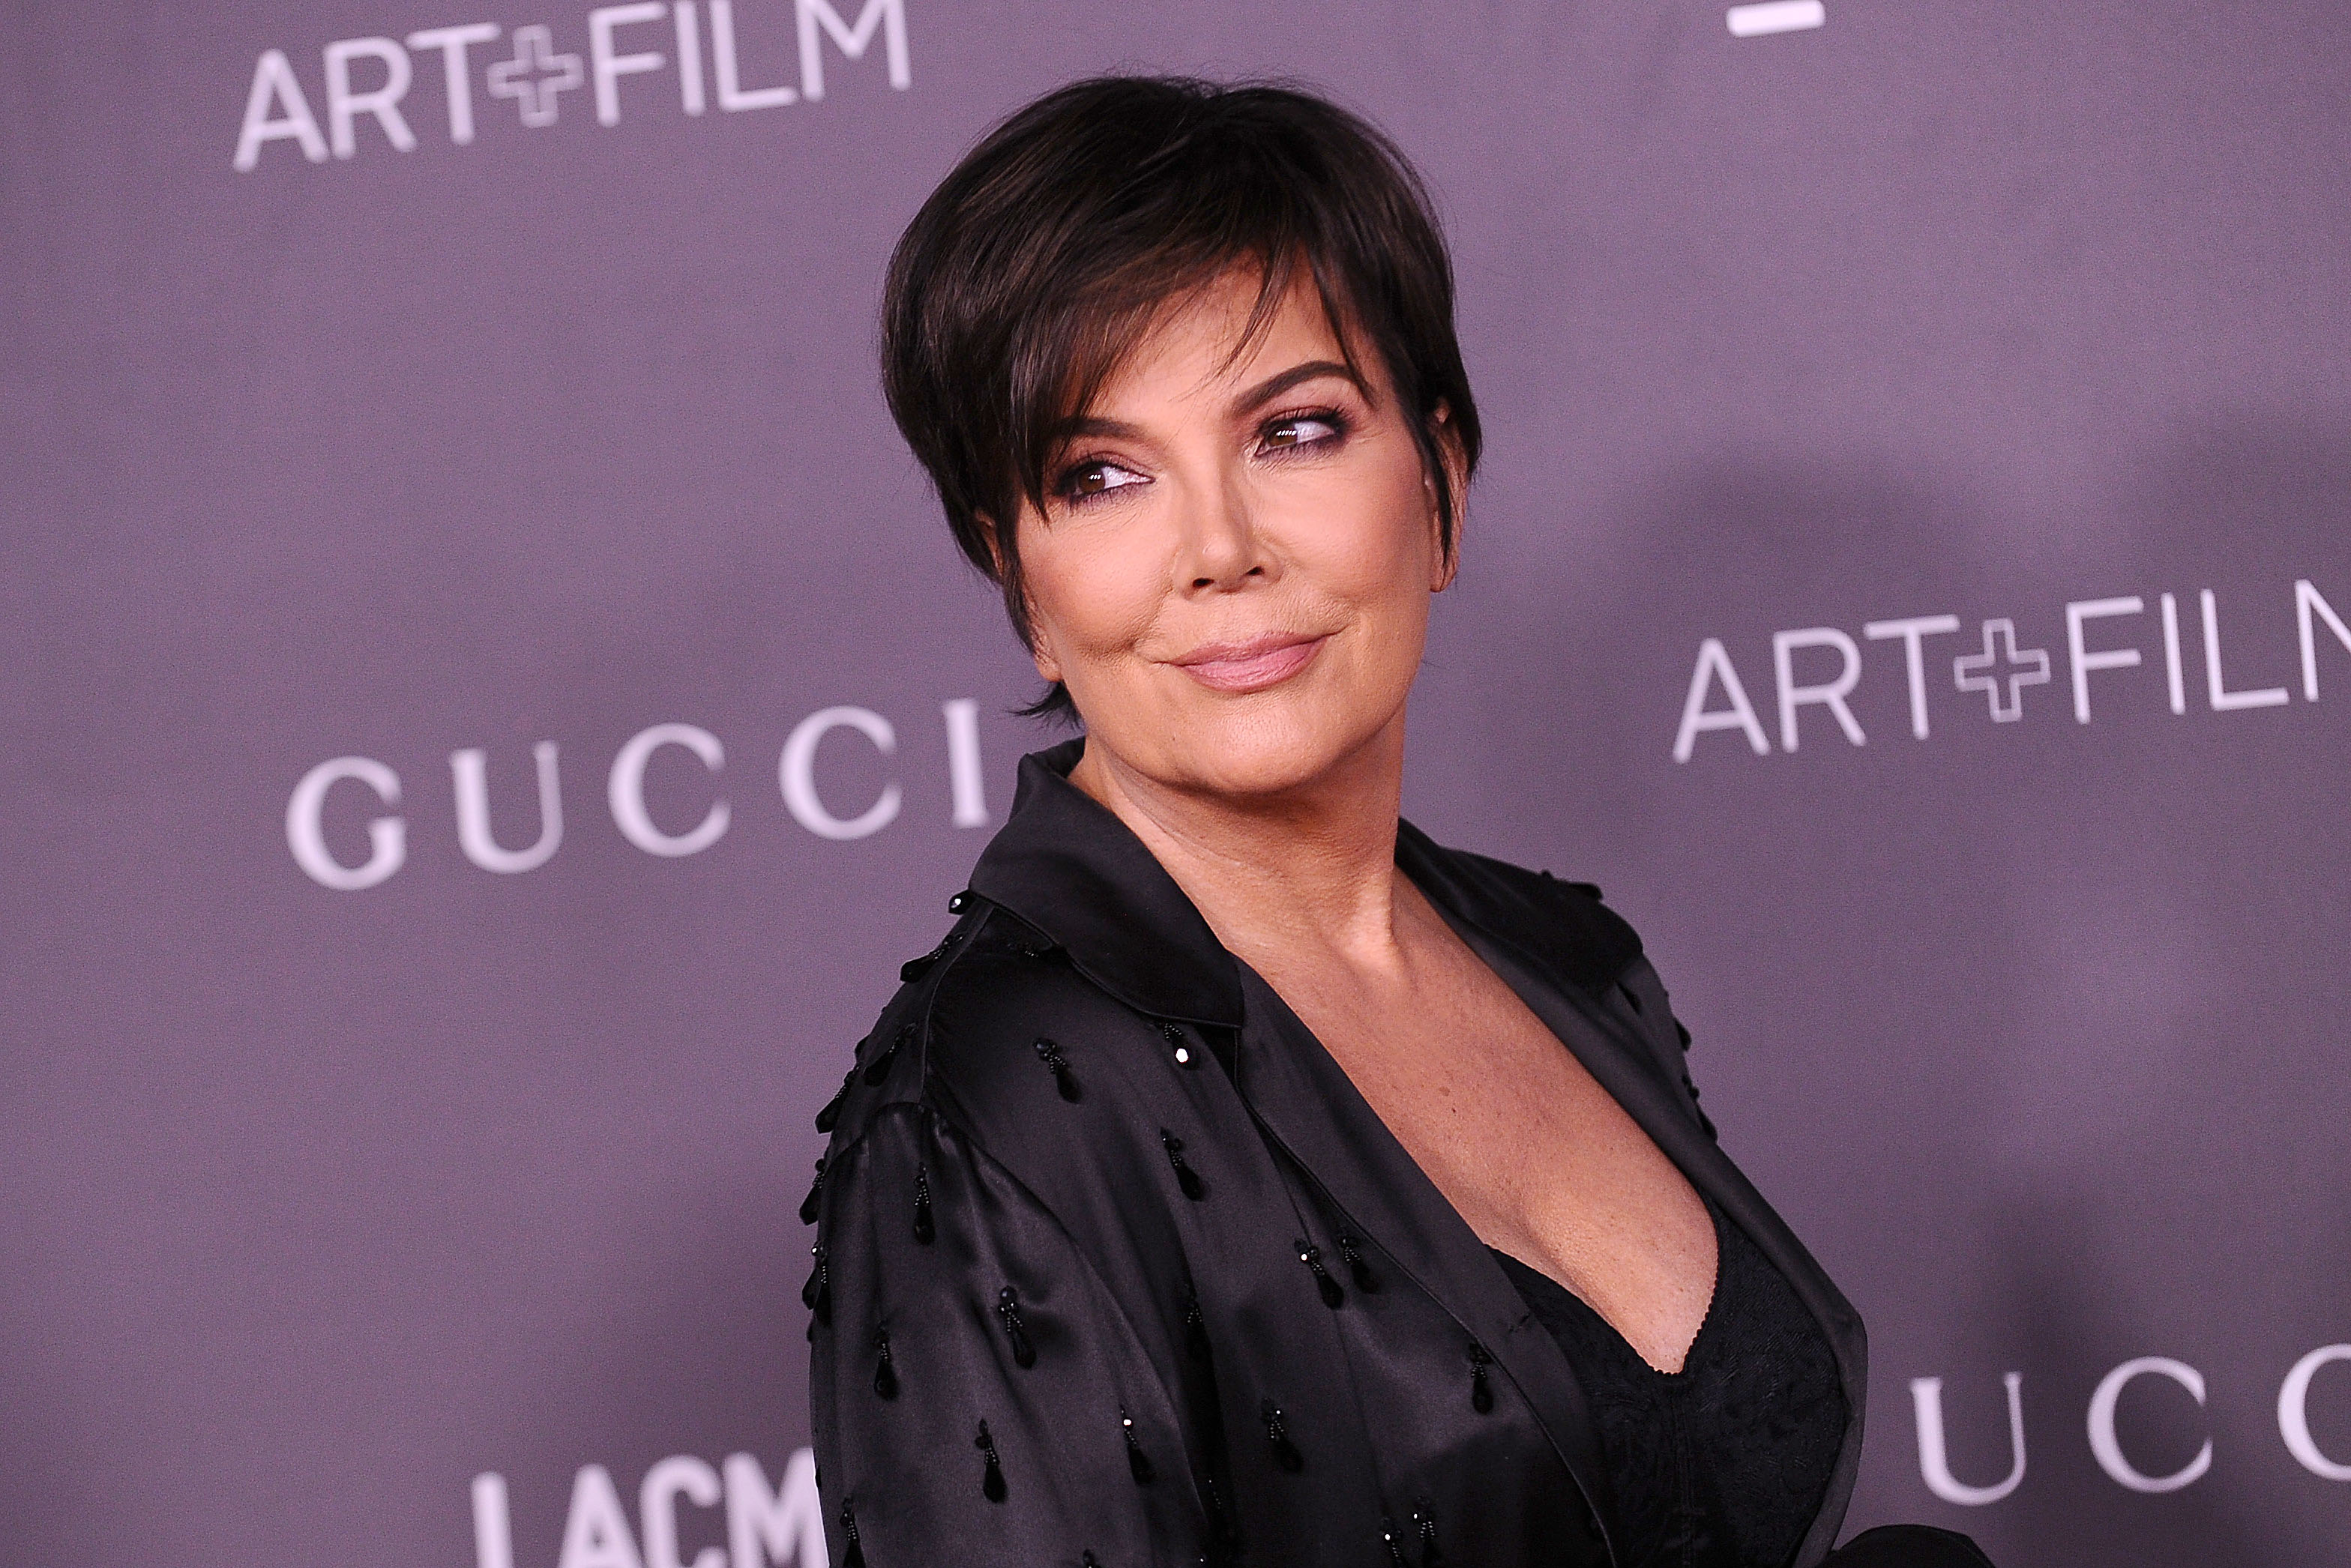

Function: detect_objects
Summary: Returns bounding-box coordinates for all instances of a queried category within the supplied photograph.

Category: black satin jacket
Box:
[806,741,1868,1568]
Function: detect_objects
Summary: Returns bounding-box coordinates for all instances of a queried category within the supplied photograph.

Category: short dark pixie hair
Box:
[880,75,1482,719]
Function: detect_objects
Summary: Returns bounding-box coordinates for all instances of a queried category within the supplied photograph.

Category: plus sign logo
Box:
[486,25,583,127]
[1953,618,2050,723]
[1671,577,2351,762]
[232,0,910,172]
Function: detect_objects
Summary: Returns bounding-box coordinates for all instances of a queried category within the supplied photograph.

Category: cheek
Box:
[1294,459,1439,609]
[1019,516,1164,666]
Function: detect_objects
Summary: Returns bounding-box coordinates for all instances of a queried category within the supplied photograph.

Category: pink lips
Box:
[1169,633,1328,693]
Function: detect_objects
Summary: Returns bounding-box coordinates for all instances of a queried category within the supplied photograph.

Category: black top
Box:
[805,740,1870,1568]
[1490,1201,1848,1568]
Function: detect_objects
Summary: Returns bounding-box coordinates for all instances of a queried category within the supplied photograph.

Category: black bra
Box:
[1490,1201,1847,1568]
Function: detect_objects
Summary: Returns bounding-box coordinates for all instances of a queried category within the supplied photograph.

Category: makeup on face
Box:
[1167,631,1330,694]
[1014,268,1451,801]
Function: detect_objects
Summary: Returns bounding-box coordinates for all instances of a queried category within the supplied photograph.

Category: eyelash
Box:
[1050,406,1353,506]
[1260,406,1351,456]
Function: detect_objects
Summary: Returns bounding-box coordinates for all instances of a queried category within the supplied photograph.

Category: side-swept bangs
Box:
[880,75,1482,719]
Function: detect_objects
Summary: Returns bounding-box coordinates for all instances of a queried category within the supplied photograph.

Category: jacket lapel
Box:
[966,740,1245,1028]
[1225,963,1623,1552]
[1412,861,1868,1568]
[966,746,1864,1567]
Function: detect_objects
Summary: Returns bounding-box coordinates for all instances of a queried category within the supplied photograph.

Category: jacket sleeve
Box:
[810,1100,1210,1568]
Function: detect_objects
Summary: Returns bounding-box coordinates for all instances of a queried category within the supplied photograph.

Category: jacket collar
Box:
[969,741,1860,1564]
[966,739,1642,1026]
[967,739,1246,1027]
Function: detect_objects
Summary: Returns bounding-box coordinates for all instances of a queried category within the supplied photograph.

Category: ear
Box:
[976,510,1009,579]
[988,515,1065,683]
[1423,402,1468,592]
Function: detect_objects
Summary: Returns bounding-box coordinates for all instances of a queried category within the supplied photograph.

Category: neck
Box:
[1067,718,1412,967]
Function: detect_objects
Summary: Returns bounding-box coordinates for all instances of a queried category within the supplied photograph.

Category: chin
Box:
[1157,697,1394,801]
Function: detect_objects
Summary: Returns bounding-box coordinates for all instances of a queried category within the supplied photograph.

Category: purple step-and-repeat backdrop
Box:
[5,1,2349,1564]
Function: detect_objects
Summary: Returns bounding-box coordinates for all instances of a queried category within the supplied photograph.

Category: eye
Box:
[1259,410,1347,454]
[1056,459,1149,503]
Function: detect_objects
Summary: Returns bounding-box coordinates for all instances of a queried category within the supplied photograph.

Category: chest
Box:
[1255,936,1718,1372]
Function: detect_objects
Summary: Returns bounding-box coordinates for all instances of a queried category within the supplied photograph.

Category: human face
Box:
[1014,271,1459,805]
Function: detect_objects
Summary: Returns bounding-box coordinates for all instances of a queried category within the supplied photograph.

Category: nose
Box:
[1176,472,1271,594]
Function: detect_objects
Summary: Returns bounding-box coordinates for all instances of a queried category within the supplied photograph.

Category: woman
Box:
[806,76,1989,1568]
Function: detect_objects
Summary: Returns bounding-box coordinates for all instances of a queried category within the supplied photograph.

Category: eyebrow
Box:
[1231,358,1366,415]
[1056,414,1146,442]
[1046,359,1369,453]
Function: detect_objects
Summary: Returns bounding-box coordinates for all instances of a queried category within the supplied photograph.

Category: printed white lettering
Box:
[235,1,918,172]
[943,697,990,827]
[2159,592,2187,715]
[724,1450,828,1568]
[640,1456,724,1568]
[1864,615,1960,739]
[233,49,328,170]
[2279,1344,2351,1482]
[2199,588,2289,711]
[795,0,909,99]
[1673,638,1771,762]
[406,23,502,145]
[609,723,731,857]
[2296,579,2351,701]
[673,1,707,112]
[286,756,406,890]
[1771,627,1866,750]
[590,3,670,125]
[472,1472,516,1568]
[2065,596,2143,723]
[323,37,418,158]
[1909,1373,2026,1506]
[780,705,901,839]
[714,0,798,109]
[451,742,565,873]
[559,1465,646,1568]
[2087,1356,2212,1494]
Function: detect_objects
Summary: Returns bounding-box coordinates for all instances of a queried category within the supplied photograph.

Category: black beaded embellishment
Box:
[1121,1407,1155,1484]
[813,1064,855,1133]
[1203,1473,1241,1558]
[837,1501,864,1568]
[863,1022,912,1086]
[801,1244,829,1324]
[1261,1399,1304,1473]
[996,1285,1036,1368]
[1467,1342,1494,1413]
[1160,1130,1205,1199]
[871,1326,897,1399]
[1338,1233,1379,1293]
[1159,1022,1199,1068]
[899,930,959,983]
[1033,1037,1082,1103]
[1414,1502,1445,1567]
[1298,1240,1345,1308]
[797,1157,825,1225]
[912,1164,935,1245]
[975,1420,1008,1501]
[1383,1516,1412,1567]
[1181,1284,1211,1362]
